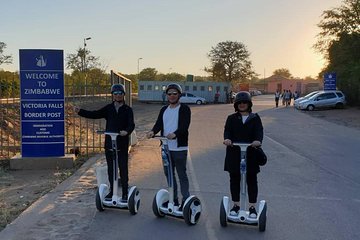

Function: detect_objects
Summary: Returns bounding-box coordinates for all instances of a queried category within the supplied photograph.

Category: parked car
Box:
[294,91,320,108]
[250,90,262,96]
[296,90,346,111]
[180,93,206,105]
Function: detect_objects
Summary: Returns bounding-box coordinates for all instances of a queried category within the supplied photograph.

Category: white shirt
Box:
[242,115,248,124]
[163,105,188,151]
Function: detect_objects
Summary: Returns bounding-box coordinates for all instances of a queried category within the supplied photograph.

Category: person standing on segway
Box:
[74,84,135,203]
[147,83,191,211]
[223,91,266,219]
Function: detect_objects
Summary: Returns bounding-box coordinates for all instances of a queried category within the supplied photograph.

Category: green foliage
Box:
[0,71,19,97]
[206,41,256,83]
[139,68,158,81]
[273,68,293,78]
[324,33,360,105]
[315,0,360,55]
[66,47,100,72]
[316,0,360,105]
[0,42,13,65]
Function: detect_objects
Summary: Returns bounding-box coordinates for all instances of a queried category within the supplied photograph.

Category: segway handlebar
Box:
[152,136,169,144]
[96,130,121,140]
[232,142,251,152]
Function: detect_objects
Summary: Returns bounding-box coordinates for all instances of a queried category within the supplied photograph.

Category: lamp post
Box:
[137,57,143,81]
[83,37,91,95]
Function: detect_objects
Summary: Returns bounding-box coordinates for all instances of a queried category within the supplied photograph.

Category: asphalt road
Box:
[84,95,360,240]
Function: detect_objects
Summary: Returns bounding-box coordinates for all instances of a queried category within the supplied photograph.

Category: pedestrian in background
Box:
[275,90,280,108]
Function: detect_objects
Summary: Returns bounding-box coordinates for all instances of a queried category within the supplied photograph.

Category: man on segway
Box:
[75,84,135,203]
[147,83,191,210]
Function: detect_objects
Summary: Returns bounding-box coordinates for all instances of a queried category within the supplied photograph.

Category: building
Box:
[264,75,321,95]
[138,80,231,103]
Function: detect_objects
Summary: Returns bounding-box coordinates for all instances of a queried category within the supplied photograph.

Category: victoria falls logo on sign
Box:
[36,55,47,67]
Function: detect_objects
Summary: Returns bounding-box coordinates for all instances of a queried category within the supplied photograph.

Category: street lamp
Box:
[83,37,91,95]
[137,57,143,80]
[83,37,91,72]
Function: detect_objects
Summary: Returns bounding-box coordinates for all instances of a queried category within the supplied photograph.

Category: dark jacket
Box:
[151,104,191,147]
[224,112,264,174]
[78,102,135,150]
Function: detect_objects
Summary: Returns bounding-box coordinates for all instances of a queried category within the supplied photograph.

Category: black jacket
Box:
[224,112,264,174]
[78,102,135,150]
[151,104,191,147]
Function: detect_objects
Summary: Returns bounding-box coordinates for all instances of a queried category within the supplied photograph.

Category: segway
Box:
[151,136,201,225]
[220,143,267,232]
[95,131,140,215]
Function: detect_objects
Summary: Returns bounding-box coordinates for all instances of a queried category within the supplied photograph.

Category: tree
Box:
[66,47,100,72]
[314,0,360,55]
[206,41,256,83]
[315,0,360,105]
[323,33,360,104]
[139,68,157,80]
[0,42,13,65]
[273,68,293,78]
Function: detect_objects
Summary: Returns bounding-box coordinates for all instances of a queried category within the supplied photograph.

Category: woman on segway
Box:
[223,91,267,219]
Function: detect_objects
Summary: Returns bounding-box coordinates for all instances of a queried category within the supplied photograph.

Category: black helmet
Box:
[234,91,252,111]
[165,83,182,94]
[111,84,125,94]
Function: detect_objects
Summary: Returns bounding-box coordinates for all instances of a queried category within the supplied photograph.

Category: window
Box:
[208,86,213,91]
[224,86,228,92]
[200,86,205,91]
[188,93,194,97]
[162,85,167,91]
[216,86,220,92]
[336,92,343,97]
[155,85,159,91]
[139,85,144,91]
[185,86,190,91]
[147,85,152,91]
[193,86,197,91]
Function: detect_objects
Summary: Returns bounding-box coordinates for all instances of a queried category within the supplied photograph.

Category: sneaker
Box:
[249,206,257,218]
[162,199,179,208]
[230,205,240,216]
[104,192,113,201]
[178,200,186,212]
[121,194,128,203]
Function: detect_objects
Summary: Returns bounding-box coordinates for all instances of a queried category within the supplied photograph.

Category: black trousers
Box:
[229,172,258,203]
[105,149,128,196]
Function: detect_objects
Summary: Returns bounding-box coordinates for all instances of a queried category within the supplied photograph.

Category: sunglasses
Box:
[238,101,248,104]
[167,92,179,96]
[113,91,124,95]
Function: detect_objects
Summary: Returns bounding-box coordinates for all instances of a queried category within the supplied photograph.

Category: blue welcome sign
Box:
[20,49,65,157]
[324,73,336,91]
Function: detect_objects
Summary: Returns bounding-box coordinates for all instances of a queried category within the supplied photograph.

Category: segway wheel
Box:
[128,188,140,215]
[219,200,227,227]
[259,202,267,232]
[183,196,202,225]
[152,194,165,217]
[95,188,104,212]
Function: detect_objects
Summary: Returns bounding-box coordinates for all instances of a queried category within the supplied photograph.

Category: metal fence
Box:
[0,70,132,161]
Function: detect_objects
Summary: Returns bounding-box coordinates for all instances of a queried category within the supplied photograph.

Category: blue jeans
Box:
[163,150,190,202]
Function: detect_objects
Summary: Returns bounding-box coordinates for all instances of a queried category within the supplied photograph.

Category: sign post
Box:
[19,49,65,157]
[324,73,336,91]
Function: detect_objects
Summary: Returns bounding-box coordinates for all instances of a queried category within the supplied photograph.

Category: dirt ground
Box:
[0,99,359,231]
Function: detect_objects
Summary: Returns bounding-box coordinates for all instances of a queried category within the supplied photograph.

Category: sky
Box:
[1,0,342,78]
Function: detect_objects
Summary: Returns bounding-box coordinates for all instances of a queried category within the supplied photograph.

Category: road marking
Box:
[188,149,218,240]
